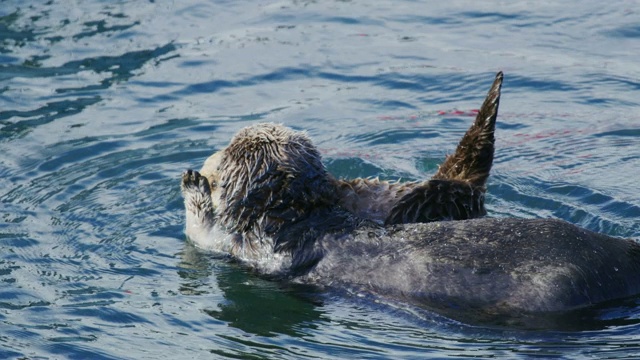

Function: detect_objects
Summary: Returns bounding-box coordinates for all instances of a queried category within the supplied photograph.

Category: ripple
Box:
[1,0,640,358]
[605,24,640,39]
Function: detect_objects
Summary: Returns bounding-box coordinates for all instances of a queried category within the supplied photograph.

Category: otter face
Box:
[199,150,223,210]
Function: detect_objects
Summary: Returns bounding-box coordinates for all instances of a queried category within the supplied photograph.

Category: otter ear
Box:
[384,179,485,225]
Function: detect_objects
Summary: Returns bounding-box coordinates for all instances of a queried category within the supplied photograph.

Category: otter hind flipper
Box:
[388,72,501,224]
[384,179,485,225]
[432,71,503,187]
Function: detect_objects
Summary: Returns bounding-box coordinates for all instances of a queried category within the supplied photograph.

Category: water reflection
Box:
[177,241,326,337]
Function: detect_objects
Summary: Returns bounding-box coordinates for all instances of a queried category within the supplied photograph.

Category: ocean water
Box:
[1,0,640,358]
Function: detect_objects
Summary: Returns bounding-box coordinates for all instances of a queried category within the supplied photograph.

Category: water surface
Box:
[1,0,639,358]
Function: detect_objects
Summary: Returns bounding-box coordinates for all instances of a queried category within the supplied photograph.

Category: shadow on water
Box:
[428,296,640,332]
[177,242,326,338]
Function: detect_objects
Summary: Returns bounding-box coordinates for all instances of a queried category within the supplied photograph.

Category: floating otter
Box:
[197,72,503,225]
[181,122,640,324]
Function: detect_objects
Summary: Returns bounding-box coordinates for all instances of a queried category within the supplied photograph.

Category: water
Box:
[1,0,639,358]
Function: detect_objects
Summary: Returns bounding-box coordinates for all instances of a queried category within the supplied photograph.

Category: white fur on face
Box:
[199,151,223,209]
[181,165,295,274]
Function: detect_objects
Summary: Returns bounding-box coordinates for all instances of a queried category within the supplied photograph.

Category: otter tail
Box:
[431,71,503,188]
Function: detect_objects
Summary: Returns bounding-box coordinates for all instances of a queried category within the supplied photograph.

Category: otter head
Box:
[214,123,339,241]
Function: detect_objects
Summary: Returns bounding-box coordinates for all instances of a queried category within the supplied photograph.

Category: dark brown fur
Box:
[217,124,339,241]
[432,72,502,186]
[384,72,502,225]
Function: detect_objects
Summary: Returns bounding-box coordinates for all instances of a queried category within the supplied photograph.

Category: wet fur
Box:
[182,121,640,322]
[383,72,502,225]
[198,72,503,225]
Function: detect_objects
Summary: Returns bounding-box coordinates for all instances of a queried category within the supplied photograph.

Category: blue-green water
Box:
[1,1,640,358]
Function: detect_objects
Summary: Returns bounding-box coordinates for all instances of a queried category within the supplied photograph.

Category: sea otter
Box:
[181,121,640,323]
[198,72,503,225]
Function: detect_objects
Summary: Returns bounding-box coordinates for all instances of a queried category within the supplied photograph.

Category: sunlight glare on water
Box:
[1,0,639,358]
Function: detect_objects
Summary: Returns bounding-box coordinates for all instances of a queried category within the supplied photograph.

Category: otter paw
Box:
[181,169,211,196]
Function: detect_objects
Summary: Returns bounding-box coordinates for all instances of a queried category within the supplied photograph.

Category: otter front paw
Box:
[181,169,211,196]
[181,169,215,228]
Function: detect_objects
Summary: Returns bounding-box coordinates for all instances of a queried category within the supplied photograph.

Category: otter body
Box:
[182,167,640,322]
[183,169,640,316]
[180,73,640,324]
[309,218,640,315]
